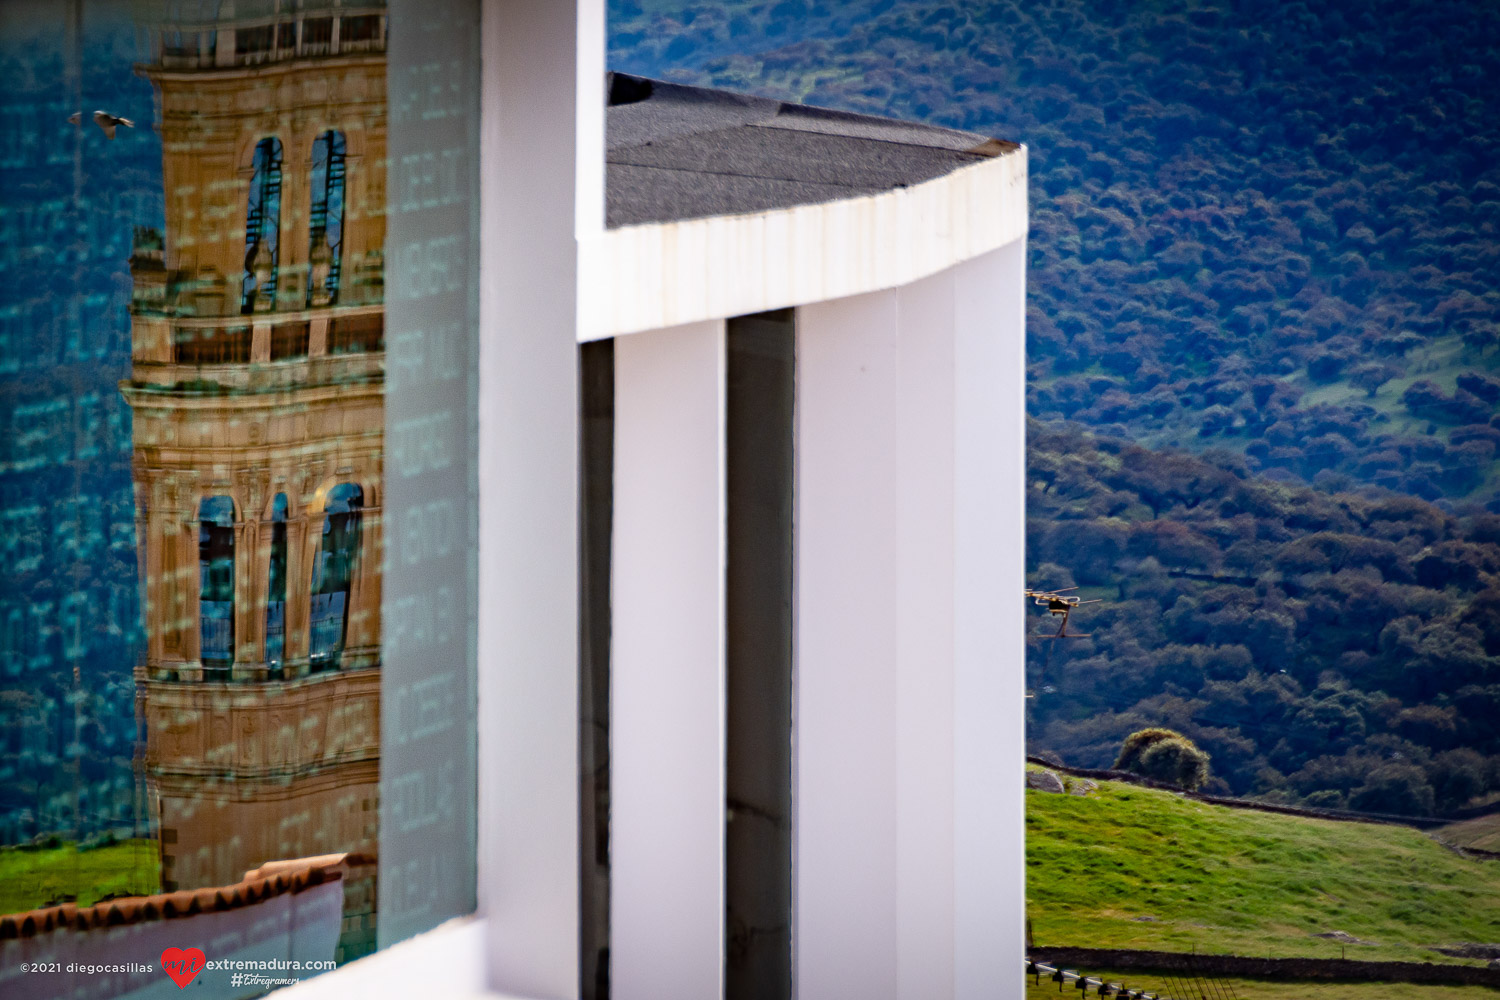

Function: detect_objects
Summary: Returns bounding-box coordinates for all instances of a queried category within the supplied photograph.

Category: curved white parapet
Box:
[577,145,1028,341]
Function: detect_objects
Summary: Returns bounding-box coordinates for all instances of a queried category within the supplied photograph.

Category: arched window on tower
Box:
[265,493,288,679]
[198,496,236,678]
[307,129,346,307]
[309,483,362,672]
[241,136,283,314]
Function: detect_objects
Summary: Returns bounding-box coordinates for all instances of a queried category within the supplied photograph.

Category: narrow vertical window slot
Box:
[579,337,615,1000]
[725,309,795,1000]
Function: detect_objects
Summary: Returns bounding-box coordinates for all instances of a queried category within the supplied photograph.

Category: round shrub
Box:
[1115,727,1213,790]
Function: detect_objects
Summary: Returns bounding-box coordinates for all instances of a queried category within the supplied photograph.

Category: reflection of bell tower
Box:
[121,0,387,961]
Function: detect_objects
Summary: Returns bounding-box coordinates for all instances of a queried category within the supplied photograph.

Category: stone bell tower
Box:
[121,0,388,959]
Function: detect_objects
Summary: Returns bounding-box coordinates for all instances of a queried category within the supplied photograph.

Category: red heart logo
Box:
[160,947,206,989]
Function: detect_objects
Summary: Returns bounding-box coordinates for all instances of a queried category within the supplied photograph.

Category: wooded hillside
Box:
[1027,423,1500,814]
[610,0,1500,507]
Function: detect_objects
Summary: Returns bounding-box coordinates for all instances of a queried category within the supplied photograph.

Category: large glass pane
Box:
[380,0,481,945]
[0,0,480,990]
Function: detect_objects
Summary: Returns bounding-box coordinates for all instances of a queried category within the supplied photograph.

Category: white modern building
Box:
[3,0,1027,997]
[318,1,1030,997]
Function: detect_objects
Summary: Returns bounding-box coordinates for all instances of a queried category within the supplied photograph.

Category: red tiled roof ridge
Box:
[242,851,374,882]
[0,851,367,940]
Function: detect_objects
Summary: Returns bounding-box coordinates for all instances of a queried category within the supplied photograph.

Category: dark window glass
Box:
[308,130,346,306]
[270,320,310,360]
[198,495,236,677]
[174,325,251,364]
[329,313,384,354]
[241,137,283,313]
[265,493,288,678]
[341,14,382,43]
[161,29,197,57]
[302,16,332,49]
[309,483,362,672]
[235,23,273,56]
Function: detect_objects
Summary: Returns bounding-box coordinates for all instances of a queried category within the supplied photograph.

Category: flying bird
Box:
[68,110,135,140]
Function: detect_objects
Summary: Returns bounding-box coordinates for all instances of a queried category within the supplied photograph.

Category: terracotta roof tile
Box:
[0,852,359,940]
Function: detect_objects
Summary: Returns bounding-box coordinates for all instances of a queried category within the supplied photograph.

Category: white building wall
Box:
[794,238,1027,1000]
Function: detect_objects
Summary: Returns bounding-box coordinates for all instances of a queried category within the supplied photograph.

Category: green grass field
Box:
[1023,968,1500,1000]
[0,841,160,915]
[1437,813,1500,854]
[1026,773,1500,968]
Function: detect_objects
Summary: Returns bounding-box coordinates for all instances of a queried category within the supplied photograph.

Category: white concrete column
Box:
[952,239,1027,997]
[795,289,901,1000]
[894,268,957,1000]
[476,0,603,995]
[611,319,726,1000]
[794,238,1027,1000]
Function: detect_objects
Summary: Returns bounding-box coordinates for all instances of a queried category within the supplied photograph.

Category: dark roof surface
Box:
[605,74,1014,228]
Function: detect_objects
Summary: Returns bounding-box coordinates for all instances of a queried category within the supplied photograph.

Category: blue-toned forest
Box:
[611,0,1500,814]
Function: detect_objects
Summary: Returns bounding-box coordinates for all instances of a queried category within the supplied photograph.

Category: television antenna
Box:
[1023,588,1101,698]
[1025,587,1099,639]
